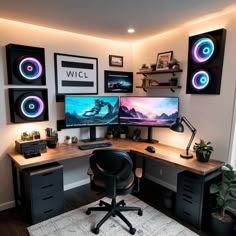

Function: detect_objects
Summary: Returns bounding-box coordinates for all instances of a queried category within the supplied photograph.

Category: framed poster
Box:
[54,53,98,101]
[156,51,173,70]
[109,55,123,67]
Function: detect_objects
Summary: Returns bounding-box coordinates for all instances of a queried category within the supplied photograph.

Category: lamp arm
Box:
[181,116,197,155]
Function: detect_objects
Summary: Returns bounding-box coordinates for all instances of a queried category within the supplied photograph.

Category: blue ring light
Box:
[191,37,215,63]
[191,71,210,90]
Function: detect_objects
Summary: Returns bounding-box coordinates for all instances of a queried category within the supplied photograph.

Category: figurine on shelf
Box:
[168,58,180,69]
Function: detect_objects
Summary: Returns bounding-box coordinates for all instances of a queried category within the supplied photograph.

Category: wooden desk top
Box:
[8,139,224,175]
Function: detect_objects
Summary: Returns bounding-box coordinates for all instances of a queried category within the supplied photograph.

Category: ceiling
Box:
[1,0,236,42]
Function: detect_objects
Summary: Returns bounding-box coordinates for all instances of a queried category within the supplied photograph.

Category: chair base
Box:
[86,198,143,235]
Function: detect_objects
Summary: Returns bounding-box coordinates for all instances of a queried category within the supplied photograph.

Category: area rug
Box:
[28,195,199,236]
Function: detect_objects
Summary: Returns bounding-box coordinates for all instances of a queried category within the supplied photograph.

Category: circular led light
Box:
[191,70,210,90]
[191,37,215,63]
[19,95,44,119]
[18,57,43,80]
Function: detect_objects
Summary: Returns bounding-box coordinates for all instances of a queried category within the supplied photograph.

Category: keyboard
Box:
[78,142,112,150]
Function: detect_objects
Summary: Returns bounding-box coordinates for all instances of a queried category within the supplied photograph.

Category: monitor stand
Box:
[81,126,105,143]
[142,127,159,144]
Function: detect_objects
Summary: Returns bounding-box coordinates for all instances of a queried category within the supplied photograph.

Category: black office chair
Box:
[86,149,143,235]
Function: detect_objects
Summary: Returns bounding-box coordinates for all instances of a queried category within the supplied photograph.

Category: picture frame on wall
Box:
[104,70,133,93]
[109,55,123,67]
[54,53,98,101]
[156,51,173,70]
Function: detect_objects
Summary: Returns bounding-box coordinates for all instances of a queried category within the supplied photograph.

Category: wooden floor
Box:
[0,180,211,236]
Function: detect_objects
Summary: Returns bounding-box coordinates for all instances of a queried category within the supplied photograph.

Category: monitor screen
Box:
[119,96,179,127]
[65,95,120,128]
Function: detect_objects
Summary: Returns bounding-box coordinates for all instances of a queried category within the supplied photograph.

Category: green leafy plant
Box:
[193,139,213,159]
[210,164,236,221]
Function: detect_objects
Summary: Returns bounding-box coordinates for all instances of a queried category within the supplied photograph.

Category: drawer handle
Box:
[183,193,192,199]
[42,196,53,201]
[44,209,53,214]
[42,184,54,189]
[183,198,192,204]
[183,187,193,193]
[42,172,53,176]
[183,211,190,216]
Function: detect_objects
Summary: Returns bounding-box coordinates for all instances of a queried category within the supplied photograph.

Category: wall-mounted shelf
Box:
[137,68,183,75]
[136,68,183,92]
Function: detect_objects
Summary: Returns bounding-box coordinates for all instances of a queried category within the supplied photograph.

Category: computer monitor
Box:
[65,95,119,142]
[119,96,179,143]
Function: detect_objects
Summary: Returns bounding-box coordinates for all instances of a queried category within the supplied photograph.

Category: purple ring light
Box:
[20,96,44,118]
[192,71,210,90]
[191,37,215,63]
[18,57,43,80]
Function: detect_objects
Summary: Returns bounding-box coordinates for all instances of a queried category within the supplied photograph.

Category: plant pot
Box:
[210,212,234,236]
[196,151,211,162]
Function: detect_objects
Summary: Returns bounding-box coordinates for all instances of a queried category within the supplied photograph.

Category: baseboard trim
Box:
[144,173,177,192]
[64,178,90,191]
[0,201,15,211]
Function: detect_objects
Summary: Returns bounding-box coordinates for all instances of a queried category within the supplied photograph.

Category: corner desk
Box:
[8,139,224,226]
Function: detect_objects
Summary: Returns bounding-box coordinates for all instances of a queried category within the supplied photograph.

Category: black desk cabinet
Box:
[176,170,222,230]
[20,162,64,224]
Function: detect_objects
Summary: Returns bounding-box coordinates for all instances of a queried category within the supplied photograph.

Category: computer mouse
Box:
[145,146,156,153]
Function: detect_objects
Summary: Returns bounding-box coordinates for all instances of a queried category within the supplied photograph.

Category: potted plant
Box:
[209,164,236,236]
[118,125,129,139]
[64,135,71,144]
[193,139,213,162]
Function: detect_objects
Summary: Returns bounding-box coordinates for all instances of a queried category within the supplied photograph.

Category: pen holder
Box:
[46,136,57,148]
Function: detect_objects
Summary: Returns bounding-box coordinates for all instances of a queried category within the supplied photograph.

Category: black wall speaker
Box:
[186,28,226,94]
[6,44,46,85]
[8,88,49,123]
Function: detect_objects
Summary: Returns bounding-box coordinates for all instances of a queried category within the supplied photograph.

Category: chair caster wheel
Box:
[138,210,143,216]
[121,200,126,206]
[93,227,99,234]
[99,202,103,206]
[129,227,136,235]
[86,209,91,215]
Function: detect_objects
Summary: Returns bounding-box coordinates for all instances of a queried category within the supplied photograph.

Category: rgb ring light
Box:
[191,37,215,63]
[17,57,43,81]
[19,95,44,119]
[191,70,210,90]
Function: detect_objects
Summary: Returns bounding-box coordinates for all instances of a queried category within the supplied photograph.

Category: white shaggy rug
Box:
[28,195,199,236]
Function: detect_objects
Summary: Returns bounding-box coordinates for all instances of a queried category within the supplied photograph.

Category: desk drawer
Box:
[31,190,64,224]
[176,196,200,227]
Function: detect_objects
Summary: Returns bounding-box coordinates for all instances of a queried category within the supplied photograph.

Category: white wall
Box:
[1,8,236,210]
[133,10,236,163]
[0,19,134,210]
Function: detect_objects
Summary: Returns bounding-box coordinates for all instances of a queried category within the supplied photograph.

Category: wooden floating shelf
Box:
[136,69,183,75]
[136,85,181,89]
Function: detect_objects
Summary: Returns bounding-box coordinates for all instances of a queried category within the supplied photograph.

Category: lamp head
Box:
[170,117,184,133]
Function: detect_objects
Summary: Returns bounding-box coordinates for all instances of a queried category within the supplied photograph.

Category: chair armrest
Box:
[87,167,93,176]
[135,168,142,178]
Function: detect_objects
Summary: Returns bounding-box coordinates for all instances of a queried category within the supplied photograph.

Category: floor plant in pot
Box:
[209,164,236,236]
[193,139,213,162]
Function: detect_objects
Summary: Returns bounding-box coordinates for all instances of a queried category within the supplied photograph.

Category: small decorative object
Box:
[109,55,123,67]
[72,136,78,144]
[193,139,213,162]
[156,51,173,70]
[168,58,180,69]
[32,131,40,139]
[150,63,156,71]
[139,64,149,72]
[209,164,236,236]
[64,136,71,144]
[21,132,33,141]
[169,77,178,86]
[106,126,114,139]
[118,125,129,139]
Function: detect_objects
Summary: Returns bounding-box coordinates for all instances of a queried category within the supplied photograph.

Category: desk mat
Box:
[28,195,199,236]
